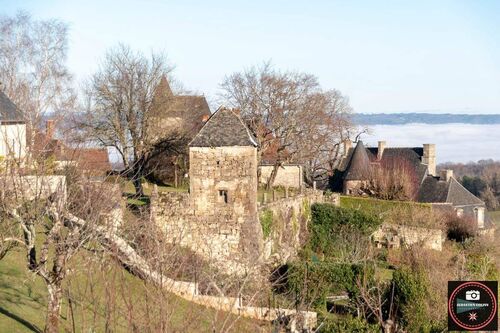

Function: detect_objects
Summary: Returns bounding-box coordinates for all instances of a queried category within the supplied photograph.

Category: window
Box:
[218,190,228,204]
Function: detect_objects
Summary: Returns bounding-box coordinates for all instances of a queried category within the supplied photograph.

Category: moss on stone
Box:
[260,209,273,238]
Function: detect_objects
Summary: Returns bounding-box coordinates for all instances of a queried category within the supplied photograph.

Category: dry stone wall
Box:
[259,190,339,265]
[372,223,444,251]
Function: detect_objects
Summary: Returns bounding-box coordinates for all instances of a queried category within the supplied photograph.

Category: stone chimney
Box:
[440,169,454,182]
[46,120,55,140]
[377,141,386,160]
[422,144,436,176]
[343,139,352,156]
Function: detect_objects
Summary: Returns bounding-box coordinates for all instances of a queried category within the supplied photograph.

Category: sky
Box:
[2,0,500,114]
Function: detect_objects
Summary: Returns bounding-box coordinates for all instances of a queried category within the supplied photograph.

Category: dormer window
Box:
[218,189,228,204]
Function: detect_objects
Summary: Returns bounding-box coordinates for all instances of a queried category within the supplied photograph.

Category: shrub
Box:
[392,267,432,332]
[285,261,374,309]
[445,212,477,242]
[309,204,381,256]
[318,315,379,333]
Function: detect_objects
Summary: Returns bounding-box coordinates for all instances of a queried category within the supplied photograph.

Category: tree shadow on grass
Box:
[0,306,42,332]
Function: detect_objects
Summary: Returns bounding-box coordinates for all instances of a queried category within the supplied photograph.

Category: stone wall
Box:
[152,146,262,274]
[258,165,303,188]
[259,190,339,264]
[372,223,444,251]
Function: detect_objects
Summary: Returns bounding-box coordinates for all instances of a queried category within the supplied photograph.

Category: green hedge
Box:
[286,261,375,308]
[340,196,431,216]
[309,204,381,256]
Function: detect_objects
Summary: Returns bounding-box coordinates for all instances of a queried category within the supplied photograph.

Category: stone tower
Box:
[189,107,262,260]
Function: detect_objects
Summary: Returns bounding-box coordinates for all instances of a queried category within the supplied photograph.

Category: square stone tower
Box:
[188,107,261,259]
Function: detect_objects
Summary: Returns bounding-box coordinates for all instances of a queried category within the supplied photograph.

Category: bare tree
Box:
[220,63,355,189]
[78,44,173,196]
[0,12,75,151]
[0,158,123,332]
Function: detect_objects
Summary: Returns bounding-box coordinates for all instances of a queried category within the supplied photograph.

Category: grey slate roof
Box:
[417,176,484,207]
[417,176,449,203]
[0,90,23,122]
[344,141,372,180]
[337,140,484,208]
[189,107,258,147]
[447,177,485,206]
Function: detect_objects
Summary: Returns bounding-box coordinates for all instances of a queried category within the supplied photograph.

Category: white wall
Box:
[0,123,27,159]
[259,165,303,188]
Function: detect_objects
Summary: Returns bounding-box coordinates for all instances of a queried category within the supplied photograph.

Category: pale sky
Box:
[2,0,500,114]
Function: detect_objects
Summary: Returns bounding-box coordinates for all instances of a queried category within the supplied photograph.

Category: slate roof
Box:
[417,176,449,203]
[446,177,485,206]
[189,107,258,147]
[369,147,428,183]
[344,141,372,180]
[339,144,428,183]
[150,76,210,138]
[337,141,484,208]
[417,176,484,207]
[0,90,23,122]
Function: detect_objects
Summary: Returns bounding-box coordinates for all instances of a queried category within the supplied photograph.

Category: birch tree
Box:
[0,11,75,150]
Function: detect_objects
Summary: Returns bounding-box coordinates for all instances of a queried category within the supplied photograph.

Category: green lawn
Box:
[0,249,267,332]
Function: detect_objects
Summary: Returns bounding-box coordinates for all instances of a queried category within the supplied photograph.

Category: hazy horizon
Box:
[361,123,500,163]
[3,0,500,115]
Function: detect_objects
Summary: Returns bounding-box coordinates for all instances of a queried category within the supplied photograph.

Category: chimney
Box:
[440,169,454,182]
[46,120,55,140]
[201,114,209,122]
[422,144,436,176]
[377,141,386,160]
[343,139,352,156]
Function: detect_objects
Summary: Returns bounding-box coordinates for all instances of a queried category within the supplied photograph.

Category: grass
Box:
[340,195,431,216]
[0,249,268,332]
[487,210,500,225]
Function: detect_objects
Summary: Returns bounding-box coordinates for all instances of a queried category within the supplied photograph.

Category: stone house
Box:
[33,120,111,175]
[0,90,27,160]
[145,76,211,185]
[152,107,263,272]
[333,140,487,228]
[152,107,337,273]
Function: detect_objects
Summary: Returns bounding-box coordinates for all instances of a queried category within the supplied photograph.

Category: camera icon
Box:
[465,290,480,301]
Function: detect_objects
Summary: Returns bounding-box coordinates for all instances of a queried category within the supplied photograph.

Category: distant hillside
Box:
[353,113,500,125]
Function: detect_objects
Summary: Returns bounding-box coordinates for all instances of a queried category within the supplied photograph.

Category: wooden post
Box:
[313,181,317,190]
[263,192,268,204]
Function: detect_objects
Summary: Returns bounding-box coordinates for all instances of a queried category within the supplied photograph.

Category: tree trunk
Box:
[45,282,63,333]
[132,176,144,198]
[174,162,178,188]
[266,163,280,190]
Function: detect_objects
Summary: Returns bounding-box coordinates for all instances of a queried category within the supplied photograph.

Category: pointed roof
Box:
[155,75,173,97]
[417,176,484,207]
[0,90,23,122]
[189,107,258,147]
[446,177,485,206]
[344,141,371,180]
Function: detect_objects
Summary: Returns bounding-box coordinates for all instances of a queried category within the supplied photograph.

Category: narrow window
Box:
[218,190,228,203]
